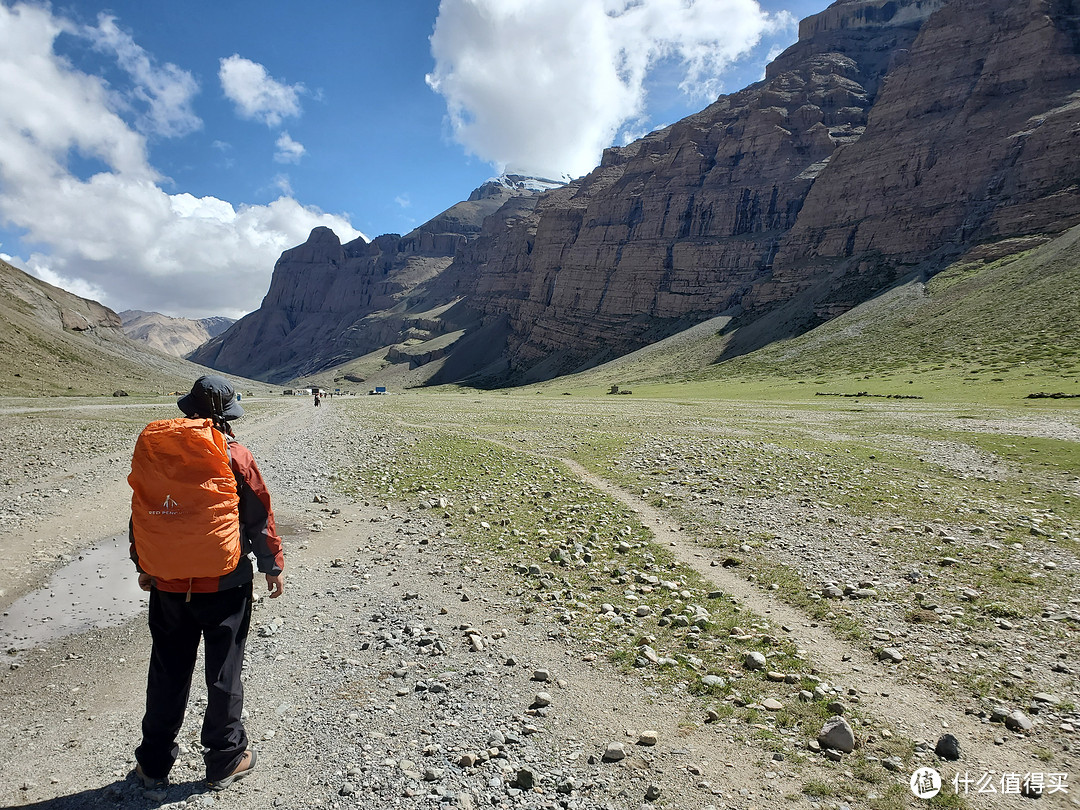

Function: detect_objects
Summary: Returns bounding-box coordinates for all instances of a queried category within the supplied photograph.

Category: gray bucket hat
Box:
[177,375,244,420]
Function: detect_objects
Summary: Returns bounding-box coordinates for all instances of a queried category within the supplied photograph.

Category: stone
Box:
[882,756,904,772]
[762,698,783,711]
[878,648,904,664]
[637,730,659,746]
[935,733,960,761]
[514,768,536,790]
[1005,710,1034,732]
[531,692,553,708]
[744,651,768,670]
[990,706,1011,724]
[603,742,627,762]
[817,716,856,754]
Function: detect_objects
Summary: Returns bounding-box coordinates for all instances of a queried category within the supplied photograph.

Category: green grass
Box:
[336,406,892,743]
[539,226,1080,405]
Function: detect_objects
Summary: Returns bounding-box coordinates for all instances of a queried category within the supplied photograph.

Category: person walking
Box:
[128,375,285,791]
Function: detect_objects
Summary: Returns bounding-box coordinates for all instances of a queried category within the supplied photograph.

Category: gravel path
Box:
[0,396,1076,810]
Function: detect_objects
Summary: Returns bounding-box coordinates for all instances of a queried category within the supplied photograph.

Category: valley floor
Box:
[0,393,1076,810]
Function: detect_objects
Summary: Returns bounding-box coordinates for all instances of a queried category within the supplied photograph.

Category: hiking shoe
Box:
[207,748,257,791]
[134,763,169,790]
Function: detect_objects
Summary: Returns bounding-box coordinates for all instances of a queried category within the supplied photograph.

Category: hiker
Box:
[314,392,321,407]
[128,375,285,792]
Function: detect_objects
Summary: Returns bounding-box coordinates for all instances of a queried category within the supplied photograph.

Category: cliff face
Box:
[202,0,1080,387]
[456,0,945,379]
[749,0,1080,320]
[454,0,1080,380]
[189,180,544,381]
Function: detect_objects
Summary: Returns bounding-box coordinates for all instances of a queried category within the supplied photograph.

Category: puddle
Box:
[0,537,146,654]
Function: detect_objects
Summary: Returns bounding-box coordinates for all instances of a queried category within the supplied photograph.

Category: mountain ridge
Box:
[120,310,235,358]
[0,259,235,396]
[189,0,1080,389]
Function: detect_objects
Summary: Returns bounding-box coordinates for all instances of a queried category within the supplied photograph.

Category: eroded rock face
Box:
[751,0,1080,320]
[189,182,540,381]
[458,0,939,380]
[460,0,1080,381]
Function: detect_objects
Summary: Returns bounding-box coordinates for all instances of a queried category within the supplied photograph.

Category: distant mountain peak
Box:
[490,174,565,192]
[120,309,236,358]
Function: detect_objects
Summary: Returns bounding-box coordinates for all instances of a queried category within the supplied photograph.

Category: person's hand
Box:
[138,572,153,592]
[265,573,284,598]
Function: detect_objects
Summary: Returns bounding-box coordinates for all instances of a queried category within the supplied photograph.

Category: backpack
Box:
[129,418,241,579]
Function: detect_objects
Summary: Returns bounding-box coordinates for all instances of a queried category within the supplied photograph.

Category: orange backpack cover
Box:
[129,418,241,579]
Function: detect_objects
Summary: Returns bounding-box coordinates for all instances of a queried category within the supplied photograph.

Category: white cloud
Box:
[272,174,294,196]
[274,131,305,164]
[84,13,201,138]
[395,194,411,209]
[0,3,362,320]
[219,54,303,127]
[427,0,794,179]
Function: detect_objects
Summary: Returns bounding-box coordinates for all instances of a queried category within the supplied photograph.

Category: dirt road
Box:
[0,395,1075,809]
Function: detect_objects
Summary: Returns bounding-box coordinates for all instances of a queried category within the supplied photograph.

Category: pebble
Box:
[603,742,627,761]
[935,733,960,761]
[744,651,767,670]
[817,716,855,753]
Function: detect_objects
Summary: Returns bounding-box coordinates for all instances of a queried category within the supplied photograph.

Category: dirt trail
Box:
[0,399,821,809]
[386,415,1075,808]
[0,398,1074,810]
[557,457,1042,777]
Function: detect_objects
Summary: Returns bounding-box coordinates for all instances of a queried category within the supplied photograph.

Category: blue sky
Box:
[0,0,828,319]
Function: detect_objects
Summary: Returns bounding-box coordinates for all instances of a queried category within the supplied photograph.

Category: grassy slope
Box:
[539,225,1080,406]
[0,259,270,397]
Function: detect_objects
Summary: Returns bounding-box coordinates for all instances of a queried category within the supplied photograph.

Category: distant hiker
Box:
[314,392,320,407]
[128,374,285,792]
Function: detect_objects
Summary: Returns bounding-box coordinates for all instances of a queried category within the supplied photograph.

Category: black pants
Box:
[135,583,252,781]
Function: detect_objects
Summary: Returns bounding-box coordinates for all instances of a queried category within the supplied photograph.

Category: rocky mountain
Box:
[120,310,235,358]
[0,259,228,396]
[200,0,1080,388]
[189,176,557,382]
